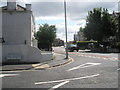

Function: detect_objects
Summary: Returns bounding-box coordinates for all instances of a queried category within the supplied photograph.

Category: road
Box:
[2,46,119,89]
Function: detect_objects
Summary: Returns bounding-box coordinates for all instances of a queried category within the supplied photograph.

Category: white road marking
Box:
[115,58,118,60]
[51,81,69,89]
[114,58,118,60]
[109,58,116,61]
[0,74,19,78]
[84,56,88,57]
[80,55,84,56]
[35,74,100,85]
[96,57,102,59]
[2,69,40,72]
[67,62,101,71]
[103,58,108,60]
[88,56,92,58]
[2,71,22,73]
[92,57,97,58]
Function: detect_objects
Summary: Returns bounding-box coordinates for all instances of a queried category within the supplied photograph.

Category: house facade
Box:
[74,30,86,42]
[53,38,64,46]
[1,2,42,63]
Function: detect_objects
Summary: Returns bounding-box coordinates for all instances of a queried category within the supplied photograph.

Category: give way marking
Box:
[35,74,99,89]
[67,62,101,71]
[0,74,19,78]
[50,81,70,89]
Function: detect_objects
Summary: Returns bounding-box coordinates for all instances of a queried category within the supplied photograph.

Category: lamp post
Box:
[118,1,120,42]
[64,0,68,59]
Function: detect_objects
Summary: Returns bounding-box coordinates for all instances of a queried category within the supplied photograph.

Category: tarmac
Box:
[1,53,73,71]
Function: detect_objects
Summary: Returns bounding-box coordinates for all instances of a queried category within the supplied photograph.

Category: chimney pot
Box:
[26,4,31,11]
[7,0,16,10]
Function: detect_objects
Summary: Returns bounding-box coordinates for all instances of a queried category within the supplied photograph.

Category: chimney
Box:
[7,0,16,11]
[26,4,31,11]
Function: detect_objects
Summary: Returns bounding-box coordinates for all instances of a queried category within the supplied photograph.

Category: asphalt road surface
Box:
[2,46,119,89]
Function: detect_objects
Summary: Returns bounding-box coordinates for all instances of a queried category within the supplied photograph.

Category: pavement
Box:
[1,53,73,71]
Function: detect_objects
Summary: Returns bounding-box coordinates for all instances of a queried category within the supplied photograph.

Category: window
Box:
[0,38,5,43]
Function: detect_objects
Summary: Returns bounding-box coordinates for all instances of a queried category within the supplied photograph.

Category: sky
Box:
[0,0,119,41]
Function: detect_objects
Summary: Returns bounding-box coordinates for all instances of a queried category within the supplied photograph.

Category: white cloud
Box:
[1,0,119,42]
[35,15,64,21]
[3,0,118,2]
[56,24,79,33]
[56,23,81,41]
[32,2,63,17]
[32,1,118,41]
[57,33,74,41]
[17,0,31,3]
[76,20,86,28]
[32,2,118,20]
[35,24,39,31]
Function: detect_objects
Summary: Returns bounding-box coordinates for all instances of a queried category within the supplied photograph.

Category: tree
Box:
[83,7,117,42]
[79,27,84,32]
[101,9,117,40]
[35,24,56,50]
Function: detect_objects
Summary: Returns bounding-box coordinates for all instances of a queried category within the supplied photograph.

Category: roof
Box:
[2,4,26,11]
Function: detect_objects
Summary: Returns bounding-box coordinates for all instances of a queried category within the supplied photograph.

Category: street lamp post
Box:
[64,0,68,59]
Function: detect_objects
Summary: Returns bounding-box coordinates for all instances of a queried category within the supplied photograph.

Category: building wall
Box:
[31,14,37,47]
[2,11,32,46]
[1,10,42,63]
[74,31,86,42]
[0,3,48,63]
[74,34,80,41]
[2,45,42,63]
[54,38,64,46]
[78,31,86,41]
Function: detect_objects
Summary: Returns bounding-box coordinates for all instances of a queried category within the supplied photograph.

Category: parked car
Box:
[67,44,79,52]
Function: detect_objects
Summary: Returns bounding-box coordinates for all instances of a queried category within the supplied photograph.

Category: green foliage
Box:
[83,7,117,42]
[79,27,84,32]
[35,24,56,50]
[101,9,117,39]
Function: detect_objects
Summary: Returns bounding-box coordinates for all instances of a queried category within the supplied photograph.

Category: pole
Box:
[118,1,120,52]
[64,0,68,59]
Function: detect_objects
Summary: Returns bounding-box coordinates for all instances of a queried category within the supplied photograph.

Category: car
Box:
[67,44,79,52]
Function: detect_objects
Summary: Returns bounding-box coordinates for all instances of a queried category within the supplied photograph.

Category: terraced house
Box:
[1,1,42,63]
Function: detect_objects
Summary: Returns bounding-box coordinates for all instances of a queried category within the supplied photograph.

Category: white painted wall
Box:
[31,14,36,47]
[2,45,42,63]
[41,52,54,62]
[1,10,43,63]
[2,11,32,46]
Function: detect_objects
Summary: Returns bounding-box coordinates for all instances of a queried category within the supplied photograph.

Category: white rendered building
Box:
[1,1,42,63]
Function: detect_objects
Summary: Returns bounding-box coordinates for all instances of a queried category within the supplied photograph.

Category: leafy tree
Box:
[79,27,84,32]
[83,7,117,42]
[35,24,56,50]
[101,9,117,40]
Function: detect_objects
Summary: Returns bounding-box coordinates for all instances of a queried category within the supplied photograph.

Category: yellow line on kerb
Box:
[32,64,50,69]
